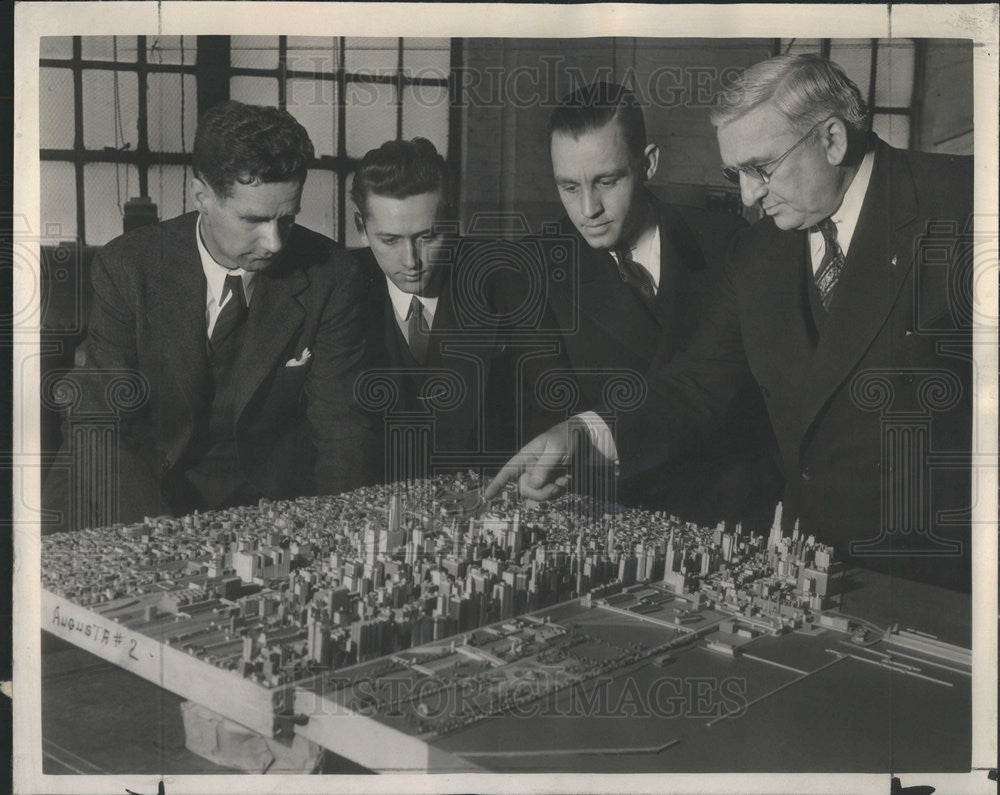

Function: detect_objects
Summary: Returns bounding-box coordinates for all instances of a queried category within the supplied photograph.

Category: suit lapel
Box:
[146,214,209,453]
[741,223,815,391]
[425,265,456,368]
[800,142,918,439]
[576,243,664,355]
[232,261,308,424]
[651,202,704,349]
[427,275,488,448]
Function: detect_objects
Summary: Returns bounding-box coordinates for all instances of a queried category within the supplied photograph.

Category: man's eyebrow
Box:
[380,228,436,239]
[586,168,630,182]
[555,168,627,184]
[731,151,773,168]
[241,210,300,222]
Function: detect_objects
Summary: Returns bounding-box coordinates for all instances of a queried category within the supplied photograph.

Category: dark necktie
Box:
[814,218,846,311]
[407,295,430,364]
[210,273,248,350]
[613,246,657,309]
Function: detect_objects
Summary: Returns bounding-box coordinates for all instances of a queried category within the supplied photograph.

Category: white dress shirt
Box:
[613,223,661,291]
[197,216,256,338]
[385,277,439,346]
[808,150,875,272]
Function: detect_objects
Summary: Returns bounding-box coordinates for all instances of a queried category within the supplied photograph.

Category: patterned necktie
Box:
[814,218,846,311]
[613,246,657,309]
[407,295,430,364]
[210,273,248,349]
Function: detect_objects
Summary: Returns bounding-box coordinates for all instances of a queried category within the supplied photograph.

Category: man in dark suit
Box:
[488,56,973,590]
[43,101,373,532]
[540,81,781,525]
[351,138,562,484]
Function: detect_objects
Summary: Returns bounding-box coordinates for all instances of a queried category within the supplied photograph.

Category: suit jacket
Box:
[356,243,566,483]
[544,196,782,525]
[44,212,374,531]
[616,140,974,588]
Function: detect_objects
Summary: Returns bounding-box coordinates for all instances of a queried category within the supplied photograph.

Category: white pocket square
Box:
[285,347,312,367]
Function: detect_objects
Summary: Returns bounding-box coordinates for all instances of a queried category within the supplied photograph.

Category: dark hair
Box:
[192,100,314,197]
[350,137,452,216]
[548,81,647,163]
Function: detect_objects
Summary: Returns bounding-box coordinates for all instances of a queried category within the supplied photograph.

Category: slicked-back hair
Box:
[350,137,452,217]
[192,101,314,197]
[548,81,647,164]
[710,54,869,135]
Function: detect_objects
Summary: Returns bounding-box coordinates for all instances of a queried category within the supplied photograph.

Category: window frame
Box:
[39,35,462,246]
[772,38,918,149]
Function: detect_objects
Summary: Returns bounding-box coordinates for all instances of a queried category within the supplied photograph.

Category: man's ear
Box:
[642,143,660,182]
[189,176,215,214]
[354,211,368,243]
[821,117,850,167]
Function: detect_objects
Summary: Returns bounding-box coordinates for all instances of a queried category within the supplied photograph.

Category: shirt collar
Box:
[197,215,255,305]
[385,276,439,323]
[614,219,661,289]
[823,149,875,256]
[628,222,659,266]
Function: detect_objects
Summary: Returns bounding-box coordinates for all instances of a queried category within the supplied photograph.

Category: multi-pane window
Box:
[228,36,454,246]
[39,35,458,247]
[776,39,917,148]
[40,35,199,245]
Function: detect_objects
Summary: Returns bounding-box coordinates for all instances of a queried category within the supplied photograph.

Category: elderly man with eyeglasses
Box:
[488,54,974,592]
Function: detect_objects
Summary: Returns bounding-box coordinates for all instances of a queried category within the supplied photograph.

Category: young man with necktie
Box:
[540,81,781,526]
[352,138,565,484]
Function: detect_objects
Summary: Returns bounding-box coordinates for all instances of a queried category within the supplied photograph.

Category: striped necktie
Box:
[613,246,656,310]
[814,218,846,311]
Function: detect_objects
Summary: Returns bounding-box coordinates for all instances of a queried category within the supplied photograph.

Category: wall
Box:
[916,39,974,154]
[460,37,773,234]
[460,37,976,235]
[37,37,976,246]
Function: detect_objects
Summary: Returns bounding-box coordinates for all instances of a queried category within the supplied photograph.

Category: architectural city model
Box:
[43,473,967,771]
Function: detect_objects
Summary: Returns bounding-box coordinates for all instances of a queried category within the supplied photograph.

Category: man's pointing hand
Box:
[484,419,590,502]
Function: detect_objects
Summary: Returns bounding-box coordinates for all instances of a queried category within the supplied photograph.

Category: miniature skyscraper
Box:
[388,490,402,535]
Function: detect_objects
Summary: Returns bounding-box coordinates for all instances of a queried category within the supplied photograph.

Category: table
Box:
[41,568,972,775]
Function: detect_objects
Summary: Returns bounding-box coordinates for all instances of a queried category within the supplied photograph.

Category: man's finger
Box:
[484,455,523,501]
[526,434,570,490]
[518,470,567,502]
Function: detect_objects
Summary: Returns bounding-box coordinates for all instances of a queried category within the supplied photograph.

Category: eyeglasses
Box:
[720,118,828,185]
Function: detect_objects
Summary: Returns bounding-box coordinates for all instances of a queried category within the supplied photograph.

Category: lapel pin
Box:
[890,255,898,267]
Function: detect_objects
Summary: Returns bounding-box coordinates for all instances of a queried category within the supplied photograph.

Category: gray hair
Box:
[710,54,869,134]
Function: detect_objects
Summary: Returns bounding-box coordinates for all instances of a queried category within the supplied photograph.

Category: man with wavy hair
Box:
[44,101,373,531]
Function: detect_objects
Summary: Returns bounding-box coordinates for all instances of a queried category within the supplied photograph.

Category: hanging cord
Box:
[180,36,187,214]
[149,36,164,215]
[111,36,130,215]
